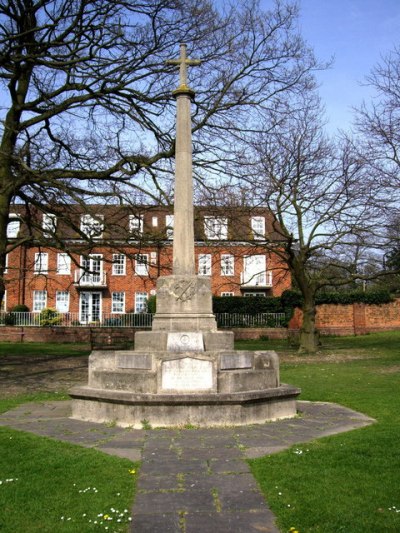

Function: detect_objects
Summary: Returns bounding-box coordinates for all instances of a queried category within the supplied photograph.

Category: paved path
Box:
[0,401,374,532]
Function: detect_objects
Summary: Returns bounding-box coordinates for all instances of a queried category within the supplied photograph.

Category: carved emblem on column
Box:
[171,280,197,301]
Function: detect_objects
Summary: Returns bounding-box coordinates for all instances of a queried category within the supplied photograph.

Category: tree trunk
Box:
[298,292,319,353]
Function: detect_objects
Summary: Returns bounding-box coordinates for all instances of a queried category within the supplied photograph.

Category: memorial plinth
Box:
[70,43,300,428]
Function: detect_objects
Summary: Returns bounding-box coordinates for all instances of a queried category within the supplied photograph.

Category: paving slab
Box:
[0,399,374,532]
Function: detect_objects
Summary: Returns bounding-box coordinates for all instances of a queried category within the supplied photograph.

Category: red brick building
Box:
[3,205,290,322]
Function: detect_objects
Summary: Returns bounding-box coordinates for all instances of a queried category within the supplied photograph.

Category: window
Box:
[251,216,265,240]
[204,216,228,240]
[57,253,71,274]
[198,254,211,276]
[112,254,126,275]
[135,254,149,276]
[112,292,125,313]
[56,291,69,313]
[80,255,103,284]
[42,213,57,237]
[135,292,147,313]
[244,292,266,297]
[4,254,8,274]
[80,214,104,239]
[34,252,48,274]
[7,215,20,238]
[150,252,157,264]
[242,255,267,286]
[152,216,158,227]
[221,292,234,297]
[165,215,174,239]
[221,254,234,276]
[33,290,47,312]
[1,290,6,312]
[129,214,144,234]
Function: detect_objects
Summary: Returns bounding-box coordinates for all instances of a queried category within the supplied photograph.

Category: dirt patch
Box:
[278,350,375,364]
[377,365,400,374]
[0,354,89,397]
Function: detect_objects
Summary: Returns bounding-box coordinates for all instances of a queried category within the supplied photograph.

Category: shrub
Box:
[3,313,15,326]
[39,307,62,326]
[102,317,123,327]
[147,295,156,314]
[11,303,30,313]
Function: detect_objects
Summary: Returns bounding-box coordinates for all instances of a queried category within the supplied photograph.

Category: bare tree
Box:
[241,91,387,352]
[0,0,320,306]
[355,47,400,188]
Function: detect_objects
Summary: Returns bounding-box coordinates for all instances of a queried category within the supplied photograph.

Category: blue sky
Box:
[286,0,400,132]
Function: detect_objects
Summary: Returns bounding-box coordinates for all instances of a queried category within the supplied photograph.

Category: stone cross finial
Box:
[166,43,201,89]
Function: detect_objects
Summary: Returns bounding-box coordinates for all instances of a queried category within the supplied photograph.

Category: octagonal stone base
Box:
[70,349,300,428]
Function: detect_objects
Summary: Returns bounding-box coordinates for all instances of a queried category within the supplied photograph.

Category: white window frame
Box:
[198,254,212,276]
[135,292,148,313]
[204,216,228,240]
[34,252,48,274]
[166,215,174,239]
[242,255,267,286]
[1,290,6,312]
[152,216,158,227]
[80,254,103,284]
[33,290,47,312]
[135,254,149,276]
[56,291,69,313]
[80,214,104,239]
[4,254,8,274]
[7,215,20,238]
[251,216,266,240]
[244,292,266,297]
[112,254,126,276]
[79,291,102,323]
[42,213,57,237]
[129,214,144,234]
[221,291,234,297]
[111,292,125,314]
[57,253,71,275]
[221,254,234,276]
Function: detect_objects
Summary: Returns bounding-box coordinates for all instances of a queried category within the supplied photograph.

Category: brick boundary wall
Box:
[1,299,400,344]
[288,298,400,336]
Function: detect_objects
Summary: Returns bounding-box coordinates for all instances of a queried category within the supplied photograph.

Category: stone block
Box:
[89,370,157,393]
[160,356,215,392]
[116,352,153,369]
[167,332,204,352]
[220,352,253,370]
[203,331,234,350]
[218,369,278,393]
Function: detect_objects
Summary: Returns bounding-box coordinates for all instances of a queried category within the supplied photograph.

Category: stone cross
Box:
[166,44,201,276]
[166,43,201,89]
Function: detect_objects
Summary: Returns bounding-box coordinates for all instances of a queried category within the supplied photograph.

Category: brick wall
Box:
[289,298,400,335]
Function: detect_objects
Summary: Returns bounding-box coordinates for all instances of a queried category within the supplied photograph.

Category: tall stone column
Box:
[167,44,200,276]
[134,43,233,349]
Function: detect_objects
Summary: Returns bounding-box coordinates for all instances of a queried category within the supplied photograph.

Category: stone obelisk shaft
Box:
[173,89,195,274]
[166,43,201,276]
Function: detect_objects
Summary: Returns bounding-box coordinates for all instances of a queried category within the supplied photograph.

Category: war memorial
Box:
[70,44,300,428]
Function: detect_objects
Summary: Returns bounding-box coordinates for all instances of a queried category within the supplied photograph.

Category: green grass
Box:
[1,335,400,532]
[0,427,138,532]
[0,341,91,357]
[247,332,400,533]
[0,342,137,533]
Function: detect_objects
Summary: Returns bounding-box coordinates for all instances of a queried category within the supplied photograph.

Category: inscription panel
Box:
[167,332,204,353]
[161,357,213,391]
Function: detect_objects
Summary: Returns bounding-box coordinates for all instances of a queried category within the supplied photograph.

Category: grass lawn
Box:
[241,332,400,533]
[0,342,137,533]
[0,341,91,357]
[1,335,399,532]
